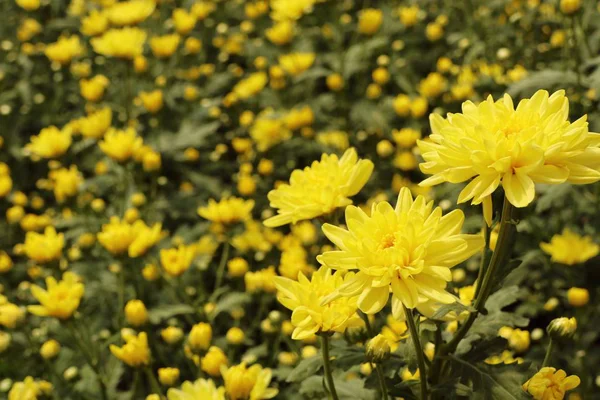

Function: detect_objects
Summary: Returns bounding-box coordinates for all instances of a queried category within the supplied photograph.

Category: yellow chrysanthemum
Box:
[91,27,147,59]
[278,53,315,76]
[522,367,580,400]
[167,378,225,400]
[110,331,150,367]
[275,266,362,340]
[198,197,254,225]
[232,72,268,100]
[23,226,64,264]
[263,148,374,227]
[418,90,600,225]
[99,128,144,162]
[25,126,72,159]
[540,228,599,265]
[97,217,137,255]
[318,187,484,318]
[28,272,84,320]
[79,107,112,139]
[270,0,315,21]
[221,362,278,400]
[106,0,155,26]
[128,221,164,258]
[150,34,181,58]
[44,35,84,65]
[49,165,83,203]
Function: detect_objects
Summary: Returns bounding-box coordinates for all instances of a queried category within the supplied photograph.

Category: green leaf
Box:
[335,378,377,400]
[507,70,578,98]
[155,121,220,153]
[148,304,195,324]
[286,356,322,383]
[431,302,476,320]
[212,292,251,318]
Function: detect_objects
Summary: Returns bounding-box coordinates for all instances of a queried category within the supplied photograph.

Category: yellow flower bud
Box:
[40,339,61,359]
[567,287,589,307]
[326,73,344,91]
[547,317,577,340]
[201,346,228,376]
[142,263,160,281]
[161,326,184,344]
[226,327,245,345]
[376,140,394,158]
[227,257,249,278]
[189,322,212,352]
[0,331,10,353]
[158,367,179,386]
[0,251,13,273]
[560,0,581,14]
[366,334,391,363]
[124,300,148,327]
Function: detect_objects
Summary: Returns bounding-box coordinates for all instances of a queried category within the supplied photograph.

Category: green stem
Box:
[320,334,339,400]
[213,240,230,294]
[404,306,427,400]
[375,363,389,400]
[145,367,163,396]
[360,311,375,338]
[473,222,491,299]
[542,338,554,367]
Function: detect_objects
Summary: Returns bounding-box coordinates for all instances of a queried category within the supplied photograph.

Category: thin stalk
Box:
[375,364,389,400]
[320,334,339,400]
[145,367,163,396]
[404,306,427,400]
[542,338,554,367]
[213,240,230,294]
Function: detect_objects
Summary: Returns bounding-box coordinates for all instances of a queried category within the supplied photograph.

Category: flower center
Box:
[380,233,396,250]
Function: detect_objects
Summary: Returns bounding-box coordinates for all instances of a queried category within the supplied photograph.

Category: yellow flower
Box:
[399,5,419,27]
[0,300,25,328]
[232,72,268,100]
[159,367,180,386]
[99,128,144,162]
[162,326,184,344]
[270,0,315,21]
[17,18,42,41]
[45,35,83,65]
[49,165,82,203]
[167,378,225,400]
[278,244,314,279]
[150,34,181,58]
[80,74,109,102]
[77,108,111,139]
[139,90,164,113]
[566,287,589,307]
[198,197,254,225]
[173,9,197,35]
[0,175,12,198]
[266,20,294,45]
[426,22,444,41]
[28,272,84,320]
[318,187,484,318]
[23,226,64,264]
[128,221,164,258]
[8,376,41,400]
[245,267,277,294]
[91,28,147,59]
[189,323,212,352]
[191,1,216,20]
[201,346,228,377]
[560,0,581,14]
[275,266,362,340]
[366,334,391,363]
[278,53,315,76]
[81,10,109,36]
[418,90,600,225]
[106,0,155,26]
[40,339,61,359]
[547,317,577,339]
[358,8,383,35]
[522,367,580,400]
[25,126,72,159]
[0,331,11,352]
[284,106,314,131]
[381,314,408,351]
[263,148,373,227]
[110,331,150,367]
[0,251,13,273]
[249,114,291,152]
[125,300,148,326]
[16,0,40,11]
[540,228,599,265]
[418,72,447,98]
[221,362,278,400]
[97,217,136,254]
[160,245,196,277]
[226,327,245,345]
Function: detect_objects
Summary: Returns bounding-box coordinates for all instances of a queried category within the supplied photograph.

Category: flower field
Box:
[1,0,600,399]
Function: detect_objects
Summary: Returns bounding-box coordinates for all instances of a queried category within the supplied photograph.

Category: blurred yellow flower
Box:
[97,217,137,254]
[399,5,419,27]
[99,128,144,162]
[40,339,61,359]
[91,27,147,59]
[201,346,228,377]
[540,228,599,265]
[318,187,484,318]
[275,266,362,340]
[129,221,164,257]
[173,9,197,35]
[110,331,150,367]
[8,376,40,400]
[221,362,278,400]
[139,90,164,113]
[418,72,447,98]
[150,34,181,58]
[45,35,84,65]
[522,367,580,399]
[158,367,180,386]
[23,226,64,264]
[266,20,294,45]
[560,0,581,14]
[25,126,72,159]
[167,378,225,400]
[16,0,40,11]
[264,148,373,227]
[28,272,84,319]
[106,0,155,26]
[80,74,109,102]
[198,197,254,225]
[162,326,184,344]
[249,115,291,151]
[278,53,315,76]
[0,299,25,329]
[49,165,83,203]
[0,251,12,273]
[418,90,600,224]
[270,0,315,21]
[358,8,383,35]
[284,106,313,130]
[79,107,112,139]
[188,322,212,352]
[81,10,109,36]
[232,72,268,100]
[567,287,589,307]
[160,245,195,277]
[17,18,42,42]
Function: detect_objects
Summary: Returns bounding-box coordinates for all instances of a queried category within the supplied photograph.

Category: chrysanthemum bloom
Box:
[49,165,83,203]
[249,115,291,152]
[81,10,109,36]
[128,221,164,258]
[318,187,484,318]
[522,367,580,400]
[150,34,181,58]
[278,53,315,76]
[8,376,40,400]
[167,378,225,400]
[418,90,600,225]
[160,245,196,277]
[97,217,137,255]
[540,228,599,265]
[91,27,147,59]
[221,362,278,400]
[105,0,155,26]
[79,107,112,138]
[0,298,25,328]
[110,331,150,367]
[263,148,374,227]
[547,317,577,339]
[139,89,164,113]
[232,72,268,100]
[270,0,315,21]
[25,126,72,159]
[198,197,254,225]
[44,35,84,65]
[266,20,294,45]
[99,128,144,162]
[80,74,109,102]
[28,272,84,320]
[274,266,362,340]
[23,226,64,264]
